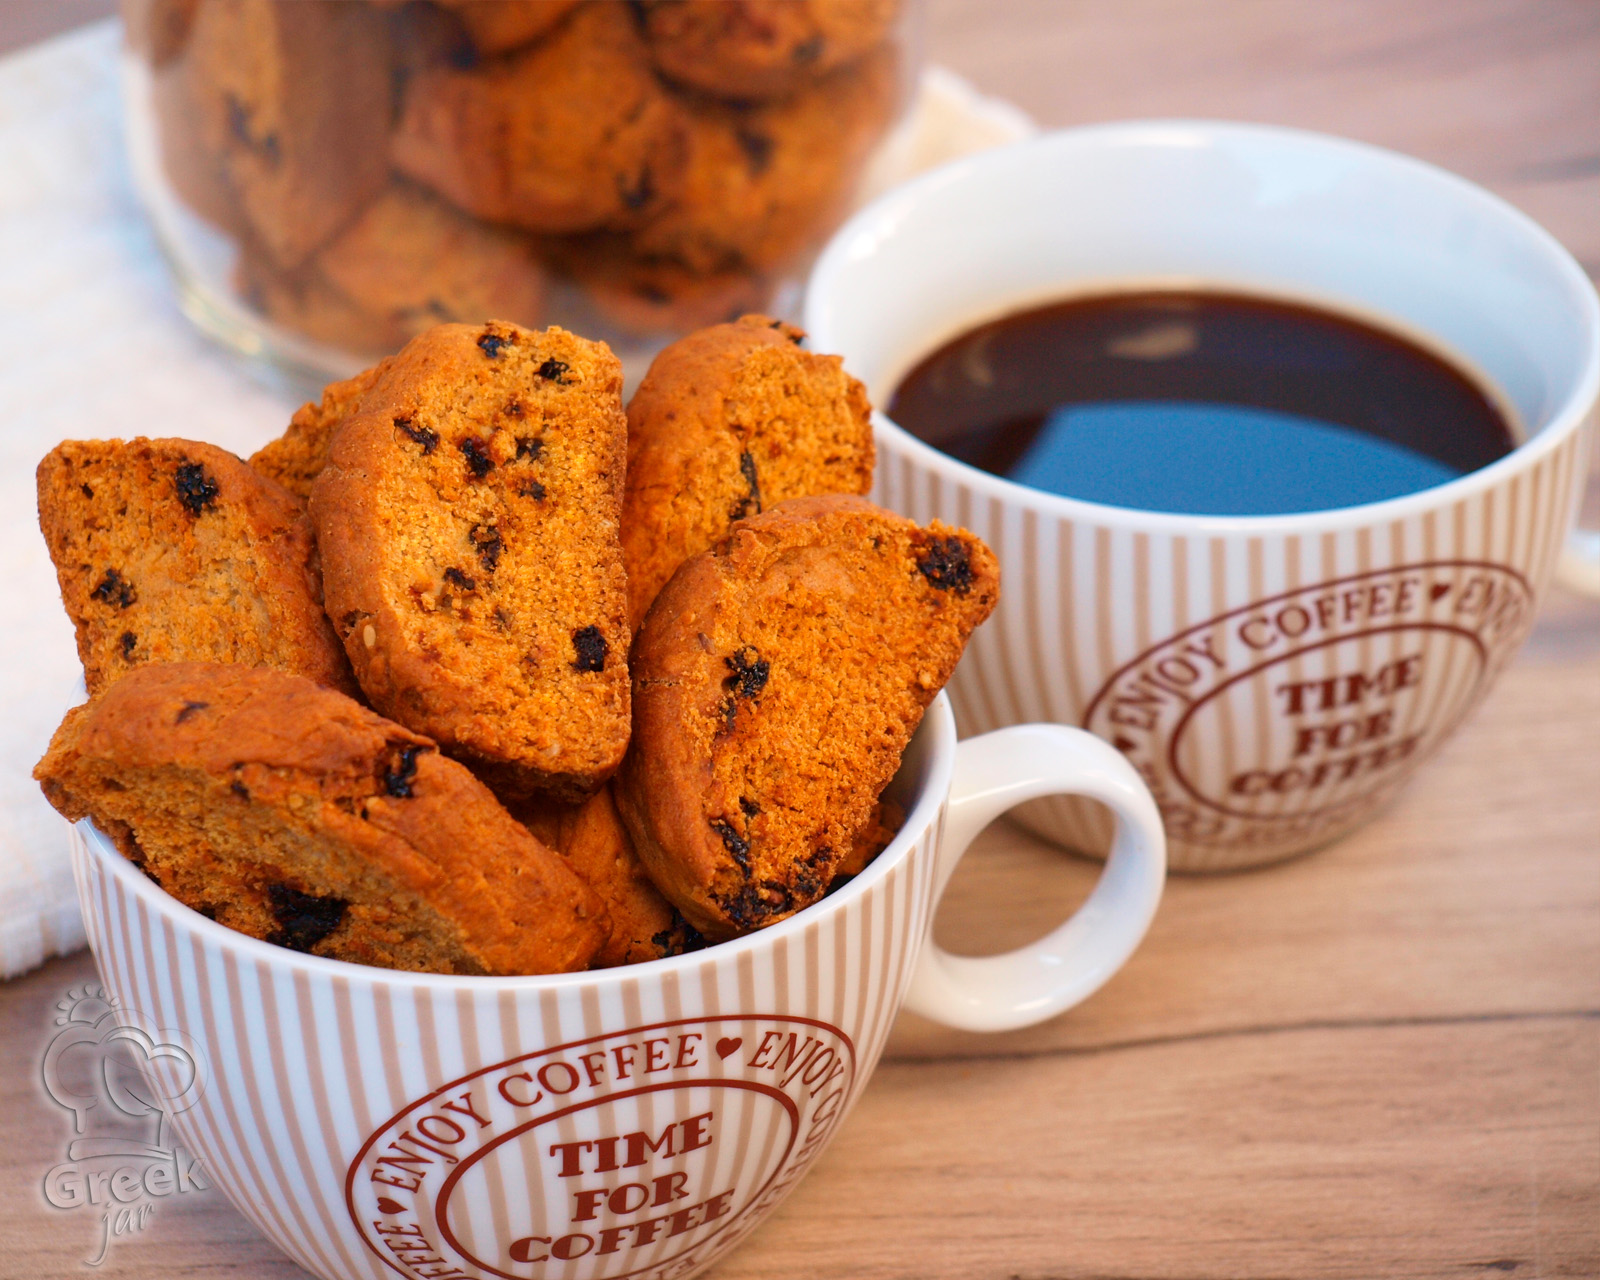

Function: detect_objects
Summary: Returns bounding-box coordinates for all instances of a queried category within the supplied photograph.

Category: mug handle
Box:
[903,724,1166,1032]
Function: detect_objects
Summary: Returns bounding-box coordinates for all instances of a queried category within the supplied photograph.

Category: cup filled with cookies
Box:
[120,0,921,383]
[35,316,1165,1279]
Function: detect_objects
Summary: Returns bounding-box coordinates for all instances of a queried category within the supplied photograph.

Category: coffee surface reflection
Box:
[886,292,1516,516]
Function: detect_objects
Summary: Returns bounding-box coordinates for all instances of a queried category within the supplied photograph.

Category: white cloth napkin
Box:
[0,22,1033,979]
[0,24,300,978]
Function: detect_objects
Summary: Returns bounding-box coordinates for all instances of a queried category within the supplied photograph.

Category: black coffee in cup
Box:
[887,291,1516,515]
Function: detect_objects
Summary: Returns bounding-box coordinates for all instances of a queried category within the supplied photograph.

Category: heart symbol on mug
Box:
[715,1037,742,1060]
[1430,582,1452,601]
[376,1197,406,1215]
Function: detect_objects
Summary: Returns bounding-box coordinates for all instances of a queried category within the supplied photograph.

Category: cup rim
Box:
[75,695,958,992]
[805,118,1600,537]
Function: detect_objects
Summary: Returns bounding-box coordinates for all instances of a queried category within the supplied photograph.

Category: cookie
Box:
[314,182,549,345]
[148,48,247,239]
[627,48,899,276]
[234,240,408,356]
[435,0,582,56]
[833,797,904,882]
[621,314,873,626]
[250,361,392,501]
[35,662,609,975]
[238,176,551,361]
[310,321,631,802]
[123,0,203,68]
[186,0,391,269]
[617,495,999,938]
[513,783,703,967]
[36,437,356,699]
[393,2,687,234]
[639,0,899,101]
[380,0,480,89]
[558,241,774,341]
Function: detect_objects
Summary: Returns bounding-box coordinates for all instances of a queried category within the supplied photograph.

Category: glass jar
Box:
[120,0,924,386]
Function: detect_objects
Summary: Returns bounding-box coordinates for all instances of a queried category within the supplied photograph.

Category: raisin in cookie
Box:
[513,783,703,968]
[622,315,873,626]
[311,320,630,802]
[35,662,608,975]
[37,437,355,698]
[394,2,687,234]
[617,495,998,938]
[639,0,899,101]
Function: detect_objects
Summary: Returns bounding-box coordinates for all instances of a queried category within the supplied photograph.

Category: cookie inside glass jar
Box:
[120,0,921,378]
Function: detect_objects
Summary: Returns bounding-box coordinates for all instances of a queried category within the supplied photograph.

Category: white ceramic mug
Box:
[806,121,1600,871]
[70,696,1164,1280]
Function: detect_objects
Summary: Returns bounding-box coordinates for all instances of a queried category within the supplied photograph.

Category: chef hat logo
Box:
[42,985,206,1155]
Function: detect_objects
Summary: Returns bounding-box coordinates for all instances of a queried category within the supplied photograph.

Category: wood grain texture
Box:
[1,2,1597,1278]
[921,0,1600,279]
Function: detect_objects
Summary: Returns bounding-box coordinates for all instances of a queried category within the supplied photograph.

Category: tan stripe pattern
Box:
[68,735,953,1280]
[876,417,1595,870]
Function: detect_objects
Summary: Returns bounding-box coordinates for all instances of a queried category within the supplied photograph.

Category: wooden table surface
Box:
[2,2,1597,1277]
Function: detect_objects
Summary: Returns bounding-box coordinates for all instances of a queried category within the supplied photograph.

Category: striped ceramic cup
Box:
[69,695,1165,1280]
[806,121,1600,871]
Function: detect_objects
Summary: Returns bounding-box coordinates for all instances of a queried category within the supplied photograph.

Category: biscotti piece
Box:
[124,0,203,68]
[833,798,904,882]
[315,182,548,341]
[622,315,873,626]
[148,43,247,239]
[435,0,581,56]
[36,437,355,698]
[311,321,631,802]
[35,663,609,975]
[393,3,687,234]
[187,0,391,269]
[639,0,899,100]
[513,784,703,967]
[250,361,391,500]
[239,182,549,371]
[628,50,898,277]
[617,495,998,938]
[560,243,773,341]
[234,240,408,356]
